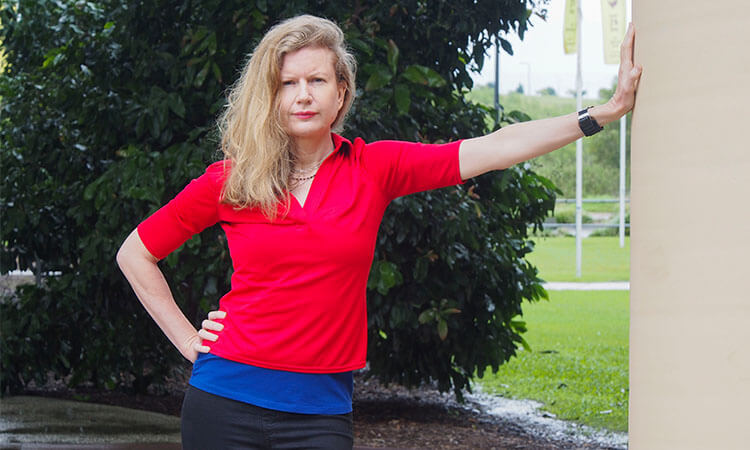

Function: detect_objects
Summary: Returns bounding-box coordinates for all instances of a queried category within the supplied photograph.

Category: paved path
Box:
[544,281,630,290]
[0,396,180,447]
[0,396,395,449]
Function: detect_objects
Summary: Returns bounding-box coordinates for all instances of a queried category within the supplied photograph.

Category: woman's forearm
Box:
[116,229,200,362]
[458,23,641,180]
[458,101,623,179]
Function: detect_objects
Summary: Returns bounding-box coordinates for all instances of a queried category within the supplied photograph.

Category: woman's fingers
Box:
[631,63,643,85]
[610,22,642,113]
[201,318,224,332]
[618,23,638,87]
[621,22,635,67]
[194,310,226,351]
[193,340,211,353]
[198,328,219,341]
[208,310,227,320]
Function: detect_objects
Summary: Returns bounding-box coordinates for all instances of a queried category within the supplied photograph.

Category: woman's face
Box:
[278,46,345,146]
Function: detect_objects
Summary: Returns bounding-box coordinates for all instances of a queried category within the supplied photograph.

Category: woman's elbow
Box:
[115,243,128,270]
[116,229,151,270]
[116,234,133,271]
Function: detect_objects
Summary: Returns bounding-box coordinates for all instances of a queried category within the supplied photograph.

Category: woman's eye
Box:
[282,80,295,86]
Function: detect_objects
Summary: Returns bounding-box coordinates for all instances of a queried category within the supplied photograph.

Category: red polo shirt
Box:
[137,134,464,373]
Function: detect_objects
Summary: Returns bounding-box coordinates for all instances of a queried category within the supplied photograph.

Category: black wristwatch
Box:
[578,106,603,137]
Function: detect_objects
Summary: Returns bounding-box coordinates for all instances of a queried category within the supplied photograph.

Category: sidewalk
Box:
[543,281,630,290]
[0,396,180,448]
[0,396,395,449]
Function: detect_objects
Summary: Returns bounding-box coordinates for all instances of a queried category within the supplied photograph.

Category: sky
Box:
[471,0,632,97]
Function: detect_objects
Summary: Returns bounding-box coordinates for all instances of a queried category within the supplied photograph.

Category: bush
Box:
[589,213,631,237]
[1,0,554,397]
[550,210,593,224]
[368,164,556,396]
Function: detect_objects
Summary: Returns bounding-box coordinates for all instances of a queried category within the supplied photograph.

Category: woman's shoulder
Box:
[337,134,407,157]
[204,160,231,182]
[207,159,230,171]
[183,160,230,196]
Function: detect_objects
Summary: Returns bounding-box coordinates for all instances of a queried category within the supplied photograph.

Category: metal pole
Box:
[494,34,501,125]
[521,62,531,95]
[575,2,583,278]
[619,115,627,247]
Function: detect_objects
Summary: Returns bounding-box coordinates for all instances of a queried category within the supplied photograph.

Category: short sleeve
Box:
[361,140,464,200]
[137,161,226,260]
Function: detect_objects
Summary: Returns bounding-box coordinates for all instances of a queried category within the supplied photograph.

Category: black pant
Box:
[181,385,353,450]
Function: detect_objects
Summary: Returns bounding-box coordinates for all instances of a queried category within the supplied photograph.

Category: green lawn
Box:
[466,91,631,433]
[527,236,630,282]
[479,290,629,432]
[553,200,629,215]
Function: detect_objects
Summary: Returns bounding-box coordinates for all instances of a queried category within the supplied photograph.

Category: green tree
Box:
[537,86,556,96]
[1,0,555,397]
[566,88,587,98]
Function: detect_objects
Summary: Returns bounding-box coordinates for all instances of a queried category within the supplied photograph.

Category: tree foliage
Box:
[1,0,555,397]
[537,86,556,96]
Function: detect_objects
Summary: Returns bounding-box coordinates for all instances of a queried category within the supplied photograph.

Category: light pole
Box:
[520,62,531,95]
[494,33,502,125]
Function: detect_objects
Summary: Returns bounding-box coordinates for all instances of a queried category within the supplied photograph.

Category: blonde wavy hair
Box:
[218,15,357,219]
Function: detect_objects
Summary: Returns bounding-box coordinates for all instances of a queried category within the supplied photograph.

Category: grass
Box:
[474,236,631,432]
[527,236,630,282]
[478,290,629,432]
[553,201,629,215]
[467,87,632,433]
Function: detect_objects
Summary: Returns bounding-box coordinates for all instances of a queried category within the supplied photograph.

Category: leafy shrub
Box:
[589,213,631,237]
[551,210,593,224]
[368,164,555,396]
[1,0,554,397]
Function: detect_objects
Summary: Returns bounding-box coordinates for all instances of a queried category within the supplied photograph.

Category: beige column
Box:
[630,1,750,449]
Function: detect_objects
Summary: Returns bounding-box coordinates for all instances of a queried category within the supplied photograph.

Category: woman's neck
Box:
[293,134,335,169]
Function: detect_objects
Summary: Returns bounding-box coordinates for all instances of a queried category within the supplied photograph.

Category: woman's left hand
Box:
[459,22,643,179]
[606,22,643,118]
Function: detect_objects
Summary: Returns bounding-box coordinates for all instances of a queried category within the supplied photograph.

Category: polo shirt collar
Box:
[331,133,352,155]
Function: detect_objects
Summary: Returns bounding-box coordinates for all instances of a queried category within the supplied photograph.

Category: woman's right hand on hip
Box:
[195,310,227,357]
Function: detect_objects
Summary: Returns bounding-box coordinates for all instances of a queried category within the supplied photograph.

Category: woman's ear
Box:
[337,82,346,111]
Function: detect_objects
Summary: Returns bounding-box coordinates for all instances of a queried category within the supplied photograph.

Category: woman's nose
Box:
[296,81,312,102]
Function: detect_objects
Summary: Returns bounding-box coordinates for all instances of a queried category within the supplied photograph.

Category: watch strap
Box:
[578,106,603,137]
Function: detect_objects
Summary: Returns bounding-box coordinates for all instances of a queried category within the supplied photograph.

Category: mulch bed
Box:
[20,373,618,449]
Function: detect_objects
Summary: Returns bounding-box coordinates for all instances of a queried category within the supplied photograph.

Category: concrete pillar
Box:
[630,2,750,449]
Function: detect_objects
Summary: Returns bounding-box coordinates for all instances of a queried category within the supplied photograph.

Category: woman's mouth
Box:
[294,111,317,119]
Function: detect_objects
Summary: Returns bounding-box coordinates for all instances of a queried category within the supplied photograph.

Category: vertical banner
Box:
[563,0,578,54]
[601,0,626,64]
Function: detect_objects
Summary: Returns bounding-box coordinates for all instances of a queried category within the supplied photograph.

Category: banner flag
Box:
[601,0,626,64]
[563,0,578,54]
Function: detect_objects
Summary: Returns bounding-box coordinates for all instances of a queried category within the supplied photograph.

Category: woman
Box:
[117,14,641,450]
